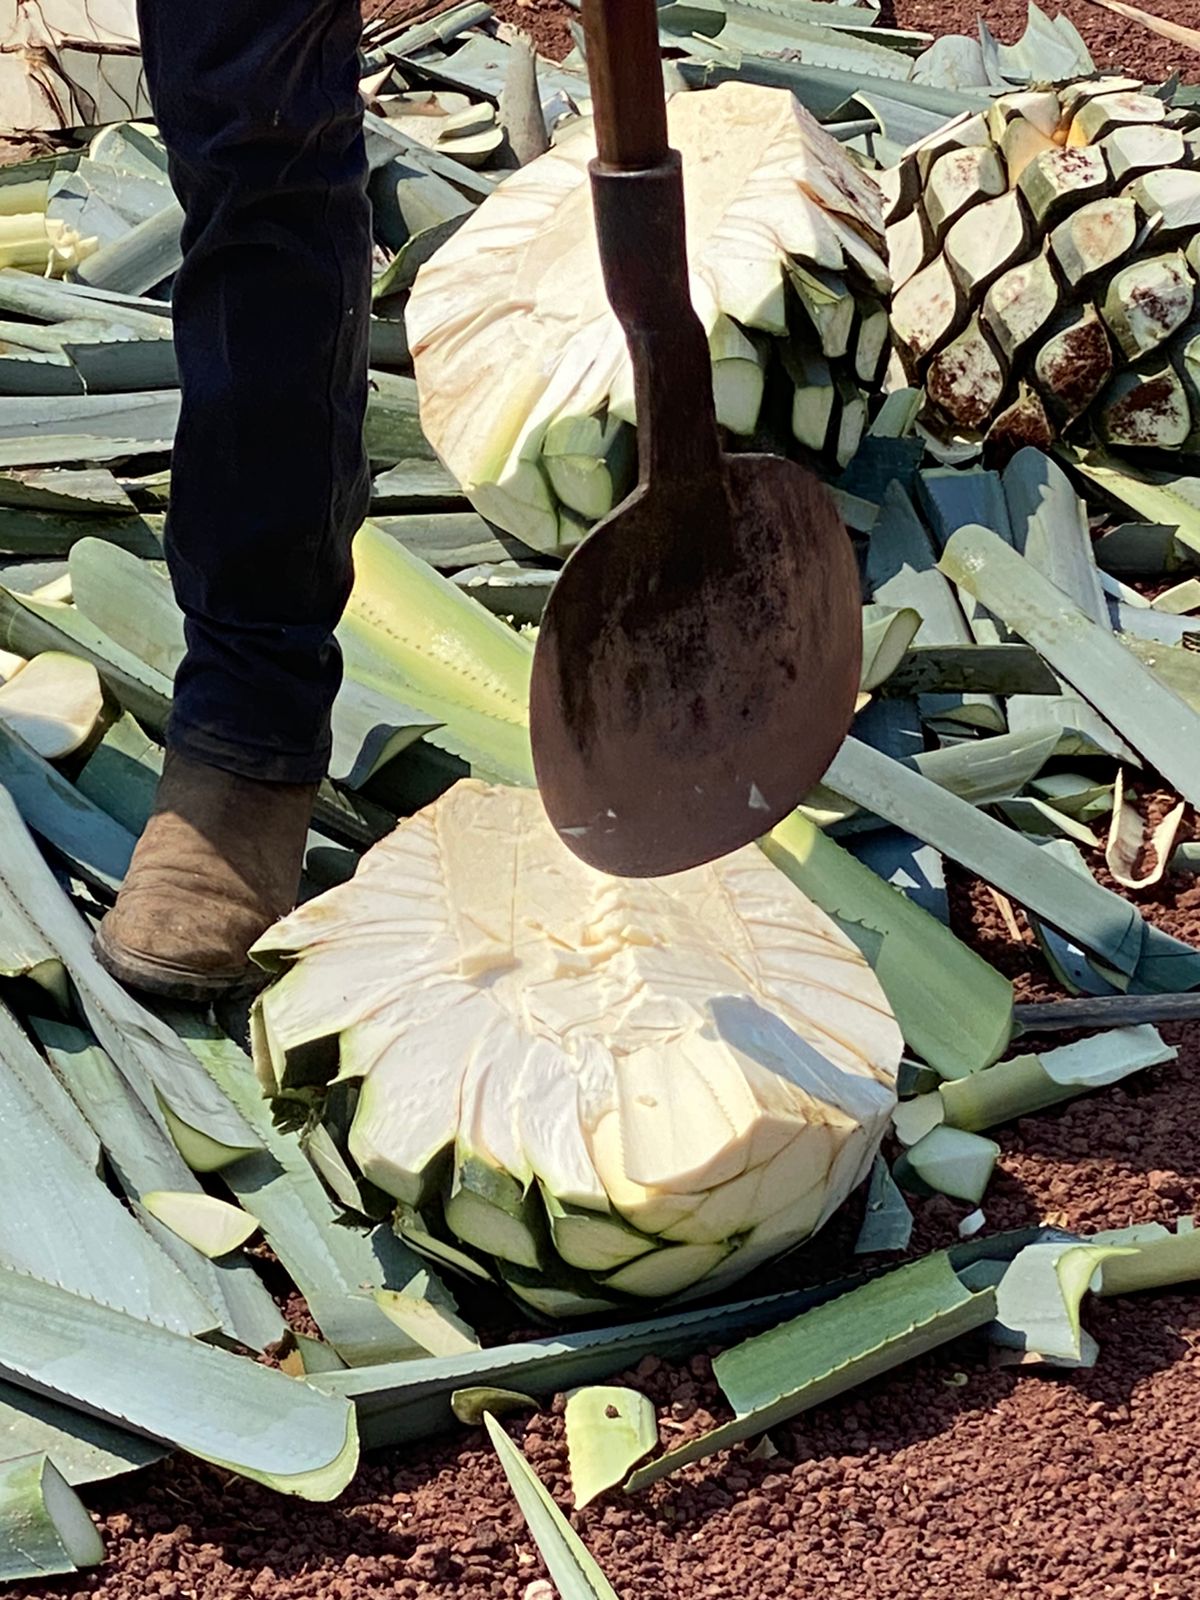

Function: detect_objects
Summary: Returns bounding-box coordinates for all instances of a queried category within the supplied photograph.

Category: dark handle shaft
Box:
[582,0,669,170]
[582,0,724,498]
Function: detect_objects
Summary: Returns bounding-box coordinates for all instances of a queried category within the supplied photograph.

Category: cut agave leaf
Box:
[0,650,104,759]
[484,1413,620,1600]
[1091,1218,1200,1296]
[0,790,258,1154]
[937,1026,1175,1132]
[941,524,1200,807]
[340,523,534,783]
[32,1018,284,1355]
[0,1002,216,1337]
[140,1192,260,1260]
[372,1288,480,1358]
[853,1154,914,1254]
[564,1386,657,1508]
[0,1267,358,1501]
[765,810,1013,1079]
[0,1454,103,1582]
[893,1124,999,1204]
[992,1239,1134,1364]
[0,1383,164,1487]
[626,1251,996,1490]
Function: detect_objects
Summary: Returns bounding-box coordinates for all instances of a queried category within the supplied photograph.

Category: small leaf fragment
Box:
[373,1289,480,1358]
[992,1240,1135,1364]
[854,1155,914,1254]
[895,1125,999,1205]
[484,1413,620,1600]
[565,1386,657,1508]
[0,1454,103,1582]
[140,1191,260,1259]
[1104,768,1185,891]
[451,1387,538,1426]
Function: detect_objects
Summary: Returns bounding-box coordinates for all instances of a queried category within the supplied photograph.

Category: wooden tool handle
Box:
[582,0,669,170]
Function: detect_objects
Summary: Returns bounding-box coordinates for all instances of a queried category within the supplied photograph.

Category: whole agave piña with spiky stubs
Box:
[408,82,890,557]
[251,781,902,1319]
[887,78,1200,458]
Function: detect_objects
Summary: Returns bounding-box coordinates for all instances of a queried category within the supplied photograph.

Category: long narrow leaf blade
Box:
[0,790,257,1152]
[0,1267,358,1501]
[625,1252,995,1490]
[164,1011,451,1366]
[484,1413,620,1600]
[940,524,1200,807]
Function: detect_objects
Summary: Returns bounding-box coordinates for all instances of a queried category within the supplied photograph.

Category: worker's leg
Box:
[141,0,371,782]
[97,0,370,1000]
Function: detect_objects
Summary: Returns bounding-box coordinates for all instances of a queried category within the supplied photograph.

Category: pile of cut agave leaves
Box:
[4,0,1200,1591]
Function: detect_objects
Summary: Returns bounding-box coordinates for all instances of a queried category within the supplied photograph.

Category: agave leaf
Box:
[823,738,1200,989]
[0,791,258,1152]
[853,1154,913,1254]
[341,523,534,784]
[565,1386,657,1508]
[0,1384,164,1487]
[992,1240,1133,1364]
[865,481,1000,729]
[626,1252,995,1490]
[163,1010,452,1367]
[311,1282,873,1445]
[1071,458,1200,560]
[940,524,1200,806]
[0,1001,217,1337]
[0,1268,358,1501]
[764,810,1012,1078]
[0,722,134,893]
[0,1454,103,1582]
[1091,1218,1200,1295]
[32,1019,284,1353]
[484,1413,620,1600]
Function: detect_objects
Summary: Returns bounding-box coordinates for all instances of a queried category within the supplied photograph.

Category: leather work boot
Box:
[95,750,317,1002]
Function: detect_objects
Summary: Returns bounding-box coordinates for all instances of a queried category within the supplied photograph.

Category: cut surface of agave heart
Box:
[251,781,901,1316]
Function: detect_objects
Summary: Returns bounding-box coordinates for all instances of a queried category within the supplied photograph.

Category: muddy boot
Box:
[95,750,317,1002]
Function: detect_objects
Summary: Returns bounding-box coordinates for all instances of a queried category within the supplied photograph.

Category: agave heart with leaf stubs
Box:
[251,781,902,1319]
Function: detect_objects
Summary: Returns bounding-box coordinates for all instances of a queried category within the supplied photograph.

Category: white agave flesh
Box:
[0,651,104,760]
[254,782,901,1299]
[409,84,885,548]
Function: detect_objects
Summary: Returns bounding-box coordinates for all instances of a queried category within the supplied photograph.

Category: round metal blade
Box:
[530,453,862,877]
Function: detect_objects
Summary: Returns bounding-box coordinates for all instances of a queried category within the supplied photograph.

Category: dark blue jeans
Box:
[138,0,371,784]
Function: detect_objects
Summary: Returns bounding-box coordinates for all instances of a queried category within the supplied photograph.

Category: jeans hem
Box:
[167,718,331,786]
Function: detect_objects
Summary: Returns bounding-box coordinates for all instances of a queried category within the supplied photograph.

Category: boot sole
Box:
[94,922,266,1005]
